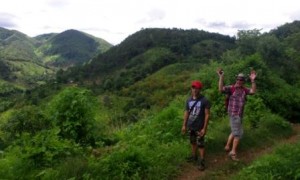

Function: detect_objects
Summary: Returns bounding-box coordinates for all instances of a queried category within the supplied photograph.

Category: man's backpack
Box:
[225,85,247,111]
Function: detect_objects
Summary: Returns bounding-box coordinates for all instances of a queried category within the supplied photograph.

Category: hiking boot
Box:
[197,159,205,171]
[186,155,197,163]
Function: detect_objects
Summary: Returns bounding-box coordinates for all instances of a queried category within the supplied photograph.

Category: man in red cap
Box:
[182,80,211,171]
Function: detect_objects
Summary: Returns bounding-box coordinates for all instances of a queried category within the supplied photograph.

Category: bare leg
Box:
[231,137,240,155]
[198,147,206,171]
[225,133,233,151]
[228,137,240,161]
[199,148,205,159]
[192,143,197,157]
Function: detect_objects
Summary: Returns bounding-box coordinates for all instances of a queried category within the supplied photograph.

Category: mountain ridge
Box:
[0,27,113,88]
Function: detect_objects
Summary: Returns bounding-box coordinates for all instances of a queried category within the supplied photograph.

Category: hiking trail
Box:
[176,123,300,180]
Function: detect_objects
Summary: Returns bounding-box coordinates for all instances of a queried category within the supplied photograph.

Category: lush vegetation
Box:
[233,142,300,180]
[57,28,235,85]
[0,21,299,179]
[36,29,112,67]
[0,28,112,89]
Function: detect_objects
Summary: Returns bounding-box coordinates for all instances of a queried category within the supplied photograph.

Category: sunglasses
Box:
[236,78,245,82]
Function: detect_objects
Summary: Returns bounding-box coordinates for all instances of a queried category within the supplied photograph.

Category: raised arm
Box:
[249,70,257,94]
[217,68,224,92]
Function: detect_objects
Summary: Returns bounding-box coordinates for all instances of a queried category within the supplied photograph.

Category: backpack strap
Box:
[189,100,198,114]
[230,85,235,95]
[188,96,203,114]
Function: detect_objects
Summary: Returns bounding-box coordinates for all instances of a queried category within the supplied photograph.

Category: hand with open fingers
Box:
[249,69,257,81]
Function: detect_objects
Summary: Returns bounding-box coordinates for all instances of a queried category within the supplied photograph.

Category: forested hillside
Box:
[58,28,235,87]
[36,29,112,68]
[0,28,112,112]
[0,28,112,89]
[0,21,299,179]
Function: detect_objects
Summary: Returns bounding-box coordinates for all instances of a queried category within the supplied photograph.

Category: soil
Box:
[176,123,300,180]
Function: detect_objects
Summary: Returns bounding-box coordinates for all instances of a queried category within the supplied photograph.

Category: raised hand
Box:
[217,68,224,77]
[249,69,256,81]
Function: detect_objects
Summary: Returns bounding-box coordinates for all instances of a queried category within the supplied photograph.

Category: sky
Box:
[1,0,300,45]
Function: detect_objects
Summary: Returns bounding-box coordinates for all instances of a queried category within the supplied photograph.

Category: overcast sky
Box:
[1,0,300,45]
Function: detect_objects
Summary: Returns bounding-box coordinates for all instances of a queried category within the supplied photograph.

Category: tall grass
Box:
[233,142,300,180]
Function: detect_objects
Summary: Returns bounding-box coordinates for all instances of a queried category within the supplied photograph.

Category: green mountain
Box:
[35,29,112,68]
[58,28,236,86]
[0,28,113,89]
[0,27,51,90]
[0,27,38,62]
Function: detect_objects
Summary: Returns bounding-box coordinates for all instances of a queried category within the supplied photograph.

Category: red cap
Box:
[191,80,203,89]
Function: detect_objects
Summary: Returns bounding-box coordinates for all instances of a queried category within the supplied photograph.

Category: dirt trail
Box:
[176,123,300,180]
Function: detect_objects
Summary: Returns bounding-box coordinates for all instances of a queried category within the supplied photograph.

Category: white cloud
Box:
[0,13,17,28]
[0,0,299,45]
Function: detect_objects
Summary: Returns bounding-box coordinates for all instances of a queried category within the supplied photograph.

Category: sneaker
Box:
[186,155,197,162]
[197,159,205,171]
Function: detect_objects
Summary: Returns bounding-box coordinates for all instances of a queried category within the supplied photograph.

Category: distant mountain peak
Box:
[0,27,113,88]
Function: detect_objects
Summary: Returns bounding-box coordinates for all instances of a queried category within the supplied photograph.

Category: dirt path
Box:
[176,123,300,180]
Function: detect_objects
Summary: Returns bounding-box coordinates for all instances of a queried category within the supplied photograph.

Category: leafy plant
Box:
[234,142,300,180]
[1,105,52,146]
[47,87,100,146]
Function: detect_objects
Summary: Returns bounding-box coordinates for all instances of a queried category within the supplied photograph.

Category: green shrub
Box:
[234,142,300,180]
[47,87,99,146]
[0,129,80,179]
[90,147,150,179]
[1,105,52,146]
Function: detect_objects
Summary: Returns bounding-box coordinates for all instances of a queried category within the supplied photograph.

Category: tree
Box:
[47,87,99,146]
[237,29,261,56]
[257,35,283,66]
